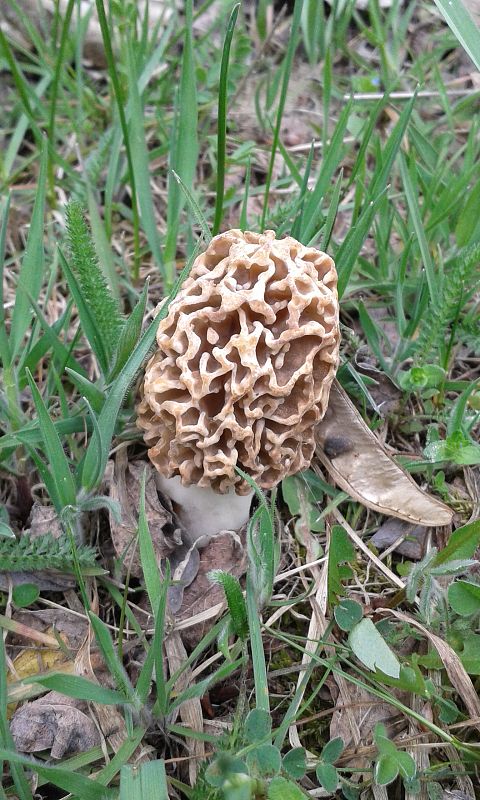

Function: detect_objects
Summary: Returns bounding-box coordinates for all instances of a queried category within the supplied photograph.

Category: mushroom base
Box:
[155,475,254,544]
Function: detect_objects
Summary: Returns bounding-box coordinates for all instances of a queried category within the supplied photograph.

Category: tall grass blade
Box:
[25,368,77,510]
[10,142,47,360]
[95,0,141,275]
[164,0,199,284]
[125,36,165,275]
[212,3,240,236]
[120,759,169,800]
[399,152,440,308]
[47,0,75,196]
[261,0,304,229]
[434,0,480,70]
[0,749,115,800]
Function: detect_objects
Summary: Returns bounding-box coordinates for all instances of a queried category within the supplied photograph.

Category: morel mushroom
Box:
[137,229,340,542]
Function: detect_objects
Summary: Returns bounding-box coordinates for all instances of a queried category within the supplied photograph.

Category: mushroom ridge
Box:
[137,229,340,495]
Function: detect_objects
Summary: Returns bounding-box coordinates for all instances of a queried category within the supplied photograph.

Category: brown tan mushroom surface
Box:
[137,229,340,542]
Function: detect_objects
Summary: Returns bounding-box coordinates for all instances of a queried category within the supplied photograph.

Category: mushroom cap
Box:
[137,229,340,495]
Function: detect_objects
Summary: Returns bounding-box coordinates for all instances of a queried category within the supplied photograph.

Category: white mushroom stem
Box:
[156,474,254,544]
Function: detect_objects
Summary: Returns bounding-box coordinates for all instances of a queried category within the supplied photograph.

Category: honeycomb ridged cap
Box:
[137,229,340,495]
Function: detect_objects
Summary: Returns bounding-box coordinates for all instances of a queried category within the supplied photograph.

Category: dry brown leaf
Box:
[29,501,63,540]
[381,609,480,728]
[107,453,181,577]
[370,519,428,560]
[10,691,100,758]
[316,381,454,526]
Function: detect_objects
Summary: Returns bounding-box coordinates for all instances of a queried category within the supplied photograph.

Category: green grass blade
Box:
[138,468,163,612]
[47,0,75,195]
[120,759,169,800]
[25,369,77,510]
[434,0,480,70]
[301,101,351,242]
[246,572,269,713]
[23,673,129,706]
[164,0,199,284]
[65,369,105,412]
[125,36,165,276]
[85,184,120,301]
[0,195,12,368]
[0,749,115,800]
[94,0,141,275]
[261,0,304,229]
[10,142,47,360]
[108,281,149,381]
[171,170,212,245]
[212,3,240,236]
[88,612,136,703]
[151,561,170,718]
[336,191,386,297]
[399,152,440,309]
[24,294,87,379]
[239,157,251,231]
[316,168,343,251]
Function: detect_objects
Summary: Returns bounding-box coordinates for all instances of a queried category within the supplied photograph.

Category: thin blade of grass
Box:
[108,281,149,381]
[138,468,163,612]
[171,170,212,245]
[212,3,240,236]
[0,195,12,367]
[47,0,75,195]
[246,572,269,713]
[25,368,77,509]
[434,0,480,70]
[120,759,169,800]
[261,0,304,229]
[88,612,136,704]
[0,750,115,800]
[399,152,440,309]
[316,168,343,251]
[336,191,386,297]
[10,142,47,360]
[152,561,170,718]
[95,0,141,275]
[164,0,199,284]
[125,36,165,275]
[23,673,129,706]
[300,101,351,243]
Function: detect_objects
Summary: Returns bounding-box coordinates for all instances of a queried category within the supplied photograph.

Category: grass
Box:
[0,0,480,798]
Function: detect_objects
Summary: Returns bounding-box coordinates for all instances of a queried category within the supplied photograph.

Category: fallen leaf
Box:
[107,453,181,577]
[29,501,62,540]
[10,691,100,758]
[316,380,454,526]
[370,519,428,560]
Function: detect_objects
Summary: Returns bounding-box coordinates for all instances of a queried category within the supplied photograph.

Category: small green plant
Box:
[0,531,102,575]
